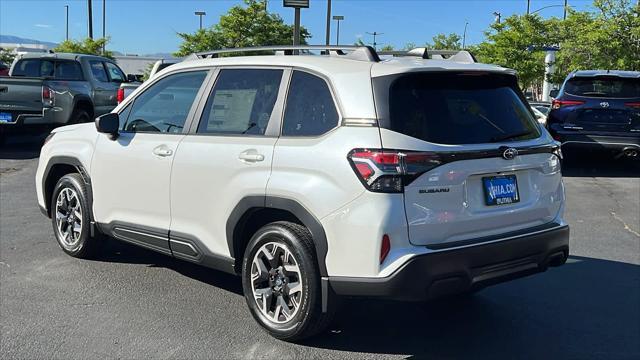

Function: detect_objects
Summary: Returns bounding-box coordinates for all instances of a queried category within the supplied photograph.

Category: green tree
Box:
[174,0,310,57]
[551,0,640,81]
[53,37,113,58]
[427,33,462,50]
[473,14,556,91]
[379,44,395,51]
[0,48,16,64]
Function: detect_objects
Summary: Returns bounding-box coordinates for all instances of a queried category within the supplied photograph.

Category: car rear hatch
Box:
[371,71,564,248]
[556,75,640,133]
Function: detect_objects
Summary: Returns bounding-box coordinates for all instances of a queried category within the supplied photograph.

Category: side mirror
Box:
[549,89,559,99]
[126,74,139,83]
[95,112,119,140]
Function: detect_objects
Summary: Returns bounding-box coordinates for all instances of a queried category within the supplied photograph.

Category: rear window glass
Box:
[385,73,540,145]
[564,76,640,98]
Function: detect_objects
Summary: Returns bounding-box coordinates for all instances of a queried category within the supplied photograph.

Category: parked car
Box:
[36,45,568,341]
[0,52,129,142]
[529,101,551,116]
[531,106,547,126]
[0,62,9,76]
[547,70,640,159]
[117,59,179,103]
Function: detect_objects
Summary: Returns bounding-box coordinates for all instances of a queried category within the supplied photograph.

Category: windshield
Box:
[383,72,540,145]
[564,76,640,98]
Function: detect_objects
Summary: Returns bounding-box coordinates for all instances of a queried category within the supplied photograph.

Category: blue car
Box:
[547,70,640,159]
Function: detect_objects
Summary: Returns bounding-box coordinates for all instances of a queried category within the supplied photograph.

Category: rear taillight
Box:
[348,149,442,193]
[551,99,585,109]
[116,88,125,103]
[624,102,640,109]
[42,86,54,107]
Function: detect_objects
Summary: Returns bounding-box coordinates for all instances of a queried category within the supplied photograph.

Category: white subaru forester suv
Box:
[35,46,569,341]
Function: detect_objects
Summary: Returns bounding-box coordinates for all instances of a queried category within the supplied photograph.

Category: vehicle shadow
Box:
[92,238,640,358]
[562,151,640,178]
[305,256,640,358]
[0,132,48,160]
[93,237,244,296]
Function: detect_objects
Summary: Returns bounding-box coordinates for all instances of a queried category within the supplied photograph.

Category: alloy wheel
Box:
[250,242,303,324]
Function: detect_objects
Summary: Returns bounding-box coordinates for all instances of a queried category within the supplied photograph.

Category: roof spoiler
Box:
[378,48,477,63]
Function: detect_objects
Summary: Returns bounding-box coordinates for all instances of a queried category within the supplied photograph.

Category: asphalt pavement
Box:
[1,134,639,359]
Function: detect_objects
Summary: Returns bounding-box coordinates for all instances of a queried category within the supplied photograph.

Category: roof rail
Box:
[378,48,477,63]
[186,45,381,63]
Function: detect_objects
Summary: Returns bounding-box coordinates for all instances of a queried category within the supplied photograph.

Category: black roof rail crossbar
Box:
[378,48,477,63]
[189,45,381,62]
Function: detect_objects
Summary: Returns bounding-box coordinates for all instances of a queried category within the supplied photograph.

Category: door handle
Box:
[152,145,173,157]
[238,149,265,163]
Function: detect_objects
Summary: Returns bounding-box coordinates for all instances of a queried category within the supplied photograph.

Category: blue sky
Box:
[0,0,594,55]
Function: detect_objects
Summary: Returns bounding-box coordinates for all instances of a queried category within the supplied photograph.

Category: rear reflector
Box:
[624,102,640,108]
[551,99,585,109]
[380,235,391,264]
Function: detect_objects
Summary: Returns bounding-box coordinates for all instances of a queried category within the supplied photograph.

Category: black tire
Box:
[242,221,335,341]
[50,173,99,258]
[69,109,91,124]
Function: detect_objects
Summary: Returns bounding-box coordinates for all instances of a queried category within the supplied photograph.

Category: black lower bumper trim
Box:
[329,224,569,301]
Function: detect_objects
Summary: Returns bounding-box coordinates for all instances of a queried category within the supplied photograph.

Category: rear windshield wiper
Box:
[490,130,533,142]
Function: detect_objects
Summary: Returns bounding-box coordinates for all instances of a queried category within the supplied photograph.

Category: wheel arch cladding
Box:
[43,156,92,218]
[226,196,329,276]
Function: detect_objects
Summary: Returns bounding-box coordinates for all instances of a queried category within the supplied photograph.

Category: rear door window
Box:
[383,72,540,145]
[564,76,640,98]
[197,69,283,135]
[54,61,83,80]
[89,60,109,82]
[282,71,339,136]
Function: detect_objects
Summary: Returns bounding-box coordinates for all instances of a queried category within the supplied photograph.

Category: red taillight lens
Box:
[551,99,585,110]
[116,88,125,103]
[348,149,441,193]
[624,102,640,108]
[42,86,54,107]
[380,234,391,264]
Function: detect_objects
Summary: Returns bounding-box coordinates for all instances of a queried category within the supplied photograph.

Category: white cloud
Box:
[34,24,52,28]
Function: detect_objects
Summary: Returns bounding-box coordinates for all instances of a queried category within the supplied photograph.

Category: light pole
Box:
[194,11,206,30]
[325,0,331,46]
[493,11,501,24]
[366,32,383,51]
[64,5,69,40]
[462,21,469,49]
[102,0,105,53]
[530,4,571,17]
[87,0,93,39]
[527,0,531,14]
[333,15,344,45]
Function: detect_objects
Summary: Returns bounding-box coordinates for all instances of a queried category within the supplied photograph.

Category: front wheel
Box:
[242,221,334,341]
[51,173,100,258]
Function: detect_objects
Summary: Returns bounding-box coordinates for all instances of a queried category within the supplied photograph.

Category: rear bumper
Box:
[329,224,569,301]
[555,132,640,150]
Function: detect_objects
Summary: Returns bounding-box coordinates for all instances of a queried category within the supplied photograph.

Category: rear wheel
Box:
[51,173,100,258]
[242,221,334,341]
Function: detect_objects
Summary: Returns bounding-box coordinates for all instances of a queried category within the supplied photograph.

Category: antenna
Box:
[366,31,384,51]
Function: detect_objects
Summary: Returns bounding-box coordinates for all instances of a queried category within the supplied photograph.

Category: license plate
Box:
[0,112,13,123]
[482,175,519,206]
